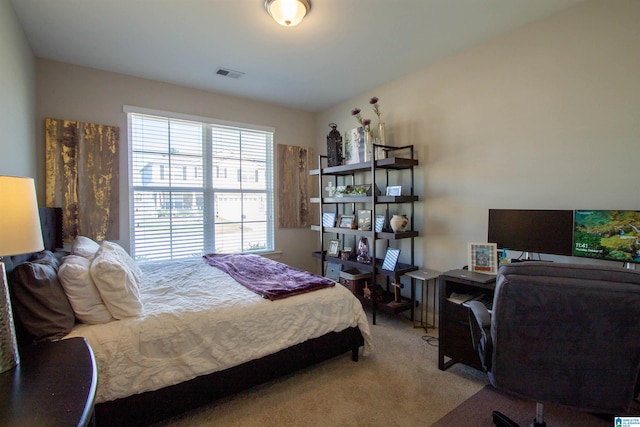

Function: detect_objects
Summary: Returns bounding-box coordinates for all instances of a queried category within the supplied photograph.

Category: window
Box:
[126,107,274,261]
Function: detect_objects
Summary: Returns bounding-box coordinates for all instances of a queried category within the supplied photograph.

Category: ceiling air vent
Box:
[215,67,244,79]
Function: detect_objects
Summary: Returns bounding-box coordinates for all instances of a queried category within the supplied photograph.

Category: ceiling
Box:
[11,0,584,112]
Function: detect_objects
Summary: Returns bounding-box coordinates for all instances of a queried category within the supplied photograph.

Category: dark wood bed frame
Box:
[6,208,365,426]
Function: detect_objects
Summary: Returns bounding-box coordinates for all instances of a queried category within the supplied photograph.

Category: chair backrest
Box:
[490,262,640,414]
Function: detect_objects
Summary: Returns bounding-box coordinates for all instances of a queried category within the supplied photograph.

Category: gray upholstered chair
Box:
[468,262,640,427]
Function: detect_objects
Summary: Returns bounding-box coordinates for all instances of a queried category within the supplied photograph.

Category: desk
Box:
[0,337,97,426]
[405,269,441,331]
[438,270,496,371]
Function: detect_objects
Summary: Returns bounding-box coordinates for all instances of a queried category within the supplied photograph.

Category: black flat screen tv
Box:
[573,210,640,264]
[487,209,574,256]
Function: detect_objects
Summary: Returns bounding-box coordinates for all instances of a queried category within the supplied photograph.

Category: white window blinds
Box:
[127,108,274,261]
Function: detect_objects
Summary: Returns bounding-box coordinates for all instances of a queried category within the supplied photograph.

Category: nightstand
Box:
[0,337,97,426]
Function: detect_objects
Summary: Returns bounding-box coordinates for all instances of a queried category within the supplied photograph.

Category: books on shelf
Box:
[447,292,476,304]
[447,292,493,311]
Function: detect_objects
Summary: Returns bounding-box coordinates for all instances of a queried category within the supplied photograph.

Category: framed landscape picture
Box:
[357,209,372,230]
[468,242,498,275]
[339,214,355,229]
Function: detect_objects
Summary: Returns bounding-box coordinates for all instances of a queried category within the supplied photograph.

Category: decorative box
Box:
[339,269,370,296]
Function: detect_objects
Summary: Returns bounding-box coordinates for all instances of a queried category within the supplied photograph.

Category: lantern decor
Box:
[326,123,343,167]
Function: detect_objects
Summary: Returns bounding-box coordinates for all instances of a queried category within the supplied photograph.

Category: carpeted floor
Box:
[152,310,488,426]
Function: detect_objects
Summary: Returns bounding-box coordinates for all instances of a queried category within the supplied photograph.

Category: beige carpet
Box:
[152,310,487,426]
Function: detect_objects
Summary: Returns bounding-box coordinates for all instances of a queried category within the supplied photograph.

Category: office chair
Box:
[468,262,640,427]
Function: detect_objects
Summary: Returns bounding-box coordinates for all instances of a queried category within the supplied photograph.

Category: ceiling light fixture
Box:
[264,0,311,27]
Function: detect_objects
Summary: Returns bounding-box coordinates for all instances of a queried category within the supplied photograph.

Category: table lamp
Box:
[0,176,44,373]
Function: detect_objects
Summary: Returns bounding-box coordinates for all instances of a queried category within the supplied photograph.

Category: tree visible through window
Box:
[127,109,274,261]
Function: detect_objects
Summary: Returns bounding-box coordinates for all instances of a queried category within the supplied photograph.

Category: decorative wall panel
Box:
[45,118,119,242]
[277,144,313,229]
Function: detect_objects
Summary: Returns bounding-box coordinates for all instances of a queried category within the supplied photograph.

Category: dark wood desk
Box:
[438,270,496,371]
[0,337,97,426]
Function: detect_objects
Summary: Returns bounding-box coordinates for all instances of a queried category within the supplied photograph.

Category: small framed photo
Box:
[357,209,372,230]
[374,214,386,233]
[325,262,342,282]
[468,243,498,275]
[338,214,355,229]
[381,248,401,271]
[385,186,402,196]
[342,246,352,260]
[322,212,337,228]
[327,239,340,257]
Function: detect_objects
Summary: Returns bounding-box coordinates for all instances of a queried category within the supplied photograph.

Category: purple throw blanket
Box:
[203,253,335,301]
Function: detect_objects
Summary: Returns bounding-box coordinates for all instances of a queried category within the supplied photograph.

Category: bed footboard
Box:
[95,326,364,427]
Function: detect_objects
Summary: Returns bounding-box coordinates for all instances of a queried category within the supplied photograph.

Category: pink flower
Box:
[370,97,381,122]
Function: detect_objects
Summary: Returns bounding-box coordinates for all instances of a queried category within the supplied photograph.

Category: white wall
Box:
[316,0,640,277]
[35,60,318,271]
[0,0,36,179]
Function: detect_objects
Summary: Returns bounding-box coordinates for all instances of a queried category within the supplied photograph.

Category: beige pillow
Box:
[59,255,114,324]
[90,241,143,319]
[72,235,101,259]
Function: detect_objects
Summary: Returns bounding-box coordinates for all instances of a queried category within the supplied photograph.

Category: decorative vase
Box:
[326,123,343,167]
[390,214,409,233]
[364,132,372,162]
[378,122,388,159]
[378,122,386,146]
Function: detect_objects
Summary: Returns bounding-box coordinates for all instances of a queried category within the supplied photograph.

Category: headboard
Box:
[3,207,63,273]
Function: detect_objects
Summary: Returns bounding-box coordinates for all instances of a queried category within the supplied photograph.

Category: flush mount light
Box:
[264,0,311,27]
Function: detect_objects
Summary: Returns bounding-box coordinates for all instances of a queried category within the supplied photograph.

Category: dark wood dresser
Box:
[0,337,97,426]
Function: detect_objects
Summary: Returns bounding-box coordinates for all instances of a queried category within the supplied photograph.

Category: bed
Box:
[6,208,371,426]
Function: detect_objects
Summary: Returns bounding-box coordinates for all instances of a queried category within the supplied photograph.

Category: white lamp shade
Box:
[265,0,310,27]
[0,176,44,257]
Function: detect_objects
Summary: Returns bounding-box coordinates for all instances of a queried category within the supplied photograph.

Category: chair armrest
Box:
[468,301,493,373]
[468,301,491,328]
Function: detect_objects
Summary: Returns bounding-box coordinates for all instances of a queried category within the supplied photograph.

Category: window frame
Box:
[125,105,275,262]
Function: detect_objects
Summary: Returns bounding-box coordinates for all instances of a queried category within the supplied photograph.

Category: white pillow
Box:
[90,241,144,319]
[58,255,114,324]
[72,236,100,259]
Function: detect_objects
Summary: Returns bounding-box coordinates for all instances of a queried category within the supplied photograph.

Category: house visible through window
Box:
[126,107,275,261]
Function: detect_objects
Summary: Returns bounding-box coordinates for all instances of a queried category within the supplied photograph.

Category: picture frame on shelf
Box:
[381,248,401,271]
[338,214,355,229]
[374,214,386,233]
[346,127,364,165]
[327,239,340,257]
[468,242,498,275]
[342,246,352,260]
[322,212,337,228]
[357,209,372,230]
[385,185,402,196]
[324,262,342,282]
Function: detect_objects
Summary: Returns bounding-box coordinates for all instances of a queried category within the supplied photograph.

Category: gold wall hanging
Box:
[45,118,119,242]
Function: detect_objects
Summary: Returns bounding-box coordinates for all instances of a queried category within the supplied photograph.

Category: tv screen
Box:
[487,209,574,256]
[573,210,640,264]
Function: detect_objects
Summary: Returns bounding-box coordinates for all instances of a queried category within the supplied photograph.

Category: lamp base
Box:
[0,261,20,373]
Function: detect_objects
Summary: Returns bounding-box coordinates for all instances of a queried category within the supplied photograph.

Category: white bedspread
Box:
[64,258,372,403]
